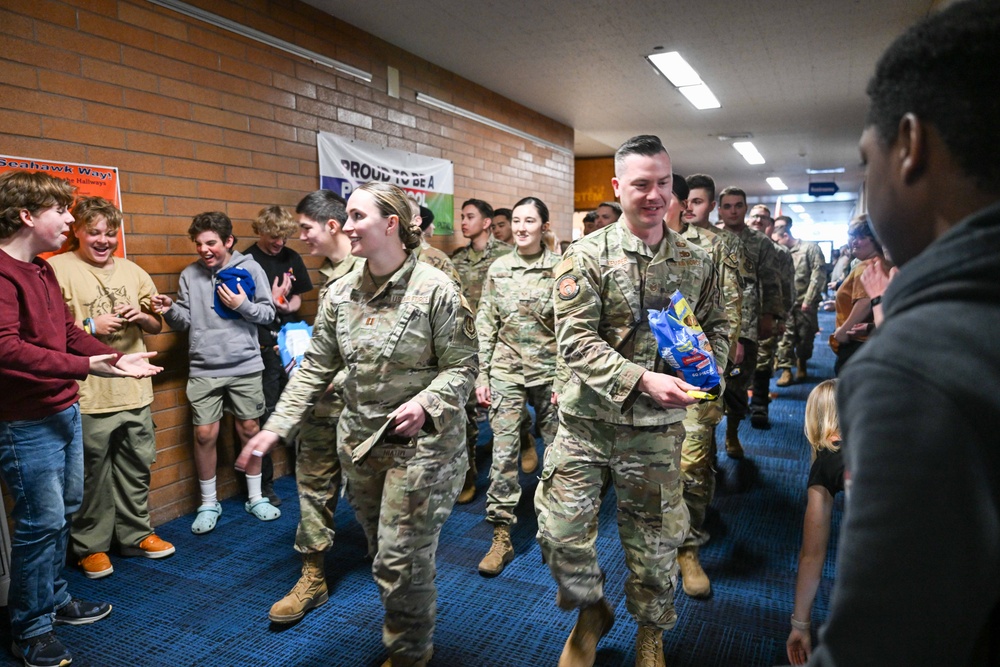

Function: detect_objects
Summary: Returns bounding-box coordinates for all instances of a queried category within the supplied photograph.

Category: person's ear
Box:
[326,218,340,234]
[386,214,398,236]
[225,235,235,250]
[897,112,927,186]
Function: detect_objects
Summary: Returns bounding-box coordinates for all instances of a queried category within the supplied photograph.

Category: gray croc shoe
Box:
[245,497,281,521]
[191,502,222,534]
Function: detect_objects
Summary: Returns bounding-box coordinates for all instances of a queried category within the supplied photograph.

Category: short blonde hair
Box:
[251,205,296,239]
[69,196,122,250]
[804,379,841,459]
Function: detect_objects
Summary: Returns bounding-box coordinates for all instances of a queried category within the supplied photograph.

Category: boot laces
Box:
[638,628,662,662]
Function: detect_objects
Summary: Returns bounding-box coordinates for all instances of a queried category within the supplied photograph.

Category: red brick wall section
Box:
[0,0,575,525]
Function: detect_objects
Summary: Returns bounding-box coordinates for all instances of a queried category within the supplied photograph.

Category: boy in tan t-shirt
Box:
[49,196,175,580]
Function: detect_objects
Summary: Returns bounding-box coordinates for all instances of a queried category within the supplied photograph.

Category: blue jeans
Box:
[0,404,83,641]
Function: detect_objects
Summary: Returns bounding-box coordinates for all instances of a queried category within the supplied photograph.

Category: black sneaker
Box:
[53,599,112,626]
[11,632,72,667]
[749,409,770,429]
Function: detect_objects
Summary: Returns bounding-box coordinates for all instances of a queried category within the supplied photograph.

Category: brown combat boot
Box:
[520,437,539,474]
[725,419,744,460]
[269,552,328,623]
[795,360,808,381]
[558,598,615,667]
[456,468,477,504]
[775,368,794,387]
[677,546,711,598]
[635,625,666,667]
[478,524,515,576]
[380,648,433,667]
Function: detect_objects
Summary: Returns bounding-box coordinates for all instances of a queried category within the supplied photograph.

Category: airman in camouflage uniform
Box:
[415,240,461,287]
[475,242,560,575]
[716,189,785,458]
[536,136,729,667]
[245,182,479,666]
[451,201,514,503]
[748,206,795,428]
[666,175,744,599]
[773,221,828,384]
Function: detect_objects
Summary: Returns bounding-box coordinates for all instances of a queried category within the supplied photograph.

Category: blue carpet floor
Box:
[0,314,842,667]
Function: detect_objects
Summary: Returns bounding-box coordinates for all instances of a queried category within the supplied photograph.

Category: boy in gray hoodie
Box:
[152,212,280,534]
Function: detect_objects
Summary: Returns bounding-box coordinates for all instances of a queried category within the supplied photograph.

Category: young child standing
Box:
[49,196,174,579]
[787,379,846,665]
[0,170,161,667]
[152,211,279,534]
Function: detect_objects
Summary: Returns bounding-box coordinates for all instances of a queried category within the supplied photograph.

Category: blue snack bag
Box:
[278,321,313,376]
[647,290,722,400]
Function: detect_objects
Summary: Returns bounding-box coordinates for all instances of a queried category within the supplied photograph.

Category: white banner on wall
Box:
[317,132,455,234]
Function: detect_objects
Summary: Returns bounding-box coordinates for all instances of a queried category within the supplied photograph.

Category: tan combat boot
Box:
[268,552,328,623]
[520,438,539,474]
[380,648,432,667]
[677,546,711,598]
[775,368,794,387]
[456,468,477,504]
[558,598,615,667]
[635,625,666,667]
[725,419,744,460]
[478,524,515,576]
[795,359,808,381]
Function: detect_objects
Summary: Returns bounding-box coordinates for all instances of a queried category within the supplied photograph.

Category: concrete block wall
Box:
[0,0,574,524]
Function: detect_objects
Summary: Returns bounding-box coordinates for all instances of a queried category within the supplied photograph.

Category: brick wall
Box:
[0,0,575,525]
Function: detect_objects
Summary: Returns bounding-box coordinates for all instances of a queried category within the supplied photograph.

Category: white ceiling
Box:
[301,0,937,223]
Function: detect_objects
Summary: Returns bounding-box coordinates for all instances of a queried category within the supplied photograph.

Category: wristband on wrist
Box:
[83,318,94,335]
[790,615,811,631]
[870,295,883,307]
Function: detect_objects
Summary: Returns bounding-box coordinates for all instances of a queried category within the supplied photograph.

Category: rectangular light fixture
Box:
[646,51,721,110]
[415,93,571,155]
[766,177,788,191]
[146,0,372,82]
[790,204,806,213]
[733,141,765,165]
[806,167,846,174]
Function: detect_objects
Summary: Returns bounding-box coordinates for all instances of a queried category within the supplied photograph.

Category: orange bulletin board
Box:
[574,157,616,211]
[0,155,125,259]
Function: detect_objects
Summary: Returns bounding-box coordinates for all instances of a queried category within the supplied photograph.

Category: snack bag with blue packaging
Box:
[277,321,313,376]
[647,290,722,400]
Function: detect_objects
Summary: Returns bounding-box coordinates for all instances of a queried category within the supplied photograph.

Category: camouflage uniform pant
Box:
[680,397,723,548]
[293,409,340,553]
[776,306,820,369]
[339,449,463,660]
[723,339,759,423]
[535,415,687,629]
[485,378,557,525]
[464,396,480,478]
[751,335,778,413]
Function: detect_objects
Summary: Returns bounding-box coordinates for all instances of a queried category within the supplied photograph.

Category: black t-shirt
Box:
[244,243,314,343]
[807,447,845,497]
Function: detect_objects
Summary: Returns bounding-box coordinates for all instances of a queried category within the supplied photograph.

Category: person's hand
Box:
[92,313,124,336]
[236,430,281,472]
[151,294,173,314]
[475,385,491,407]
[638,371,699,409]
[786,626,812,665]
[217,282,247,310]
[833,326,851,344]
[759,313,775,339]
[848,322,873,338]
[550,391,558,406]
[89,352,162,378]
[388,400,427,437]
[272,274,293,314]
[801,303,812,313]
[860,256,893,299]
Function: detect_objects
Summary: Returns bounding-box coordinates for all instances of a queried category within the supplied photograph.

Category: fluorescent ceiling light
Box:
[733,141,765,165]
[647,52,702,87]
[766,177,788,191]
[646,51,721,110]
[678,84,721,110]
[790,204,806,213]
[806,167,846,174]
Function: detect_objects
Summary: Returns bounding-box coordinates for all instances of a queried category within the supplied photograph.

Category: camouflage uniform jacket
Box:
[450,234,513,313]
[476,247,560,390]
[789,239,827,307]
[678,222,743,360]
[309,253,363,419]
[553,221,729,427]
[734,226,785,343]
[264,253,479,477]
[416,240,462,288]
[775,243,796,315]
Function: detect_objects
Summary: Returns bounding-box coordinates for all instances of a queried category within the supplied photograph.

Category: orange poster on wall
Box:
[0,155,125,258]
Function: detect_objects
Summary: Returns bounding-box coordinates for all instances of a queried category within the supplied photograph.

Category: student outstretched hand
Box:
[89,351,163,378]
[236,430,280,472]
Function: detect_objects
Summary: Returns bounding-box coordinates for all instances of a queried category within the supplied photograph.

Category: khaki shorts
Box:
[186,373,265,426]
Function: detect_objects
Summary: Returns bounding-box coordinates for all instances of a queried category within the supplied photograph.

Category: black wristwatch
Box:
[870,295,883,306]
